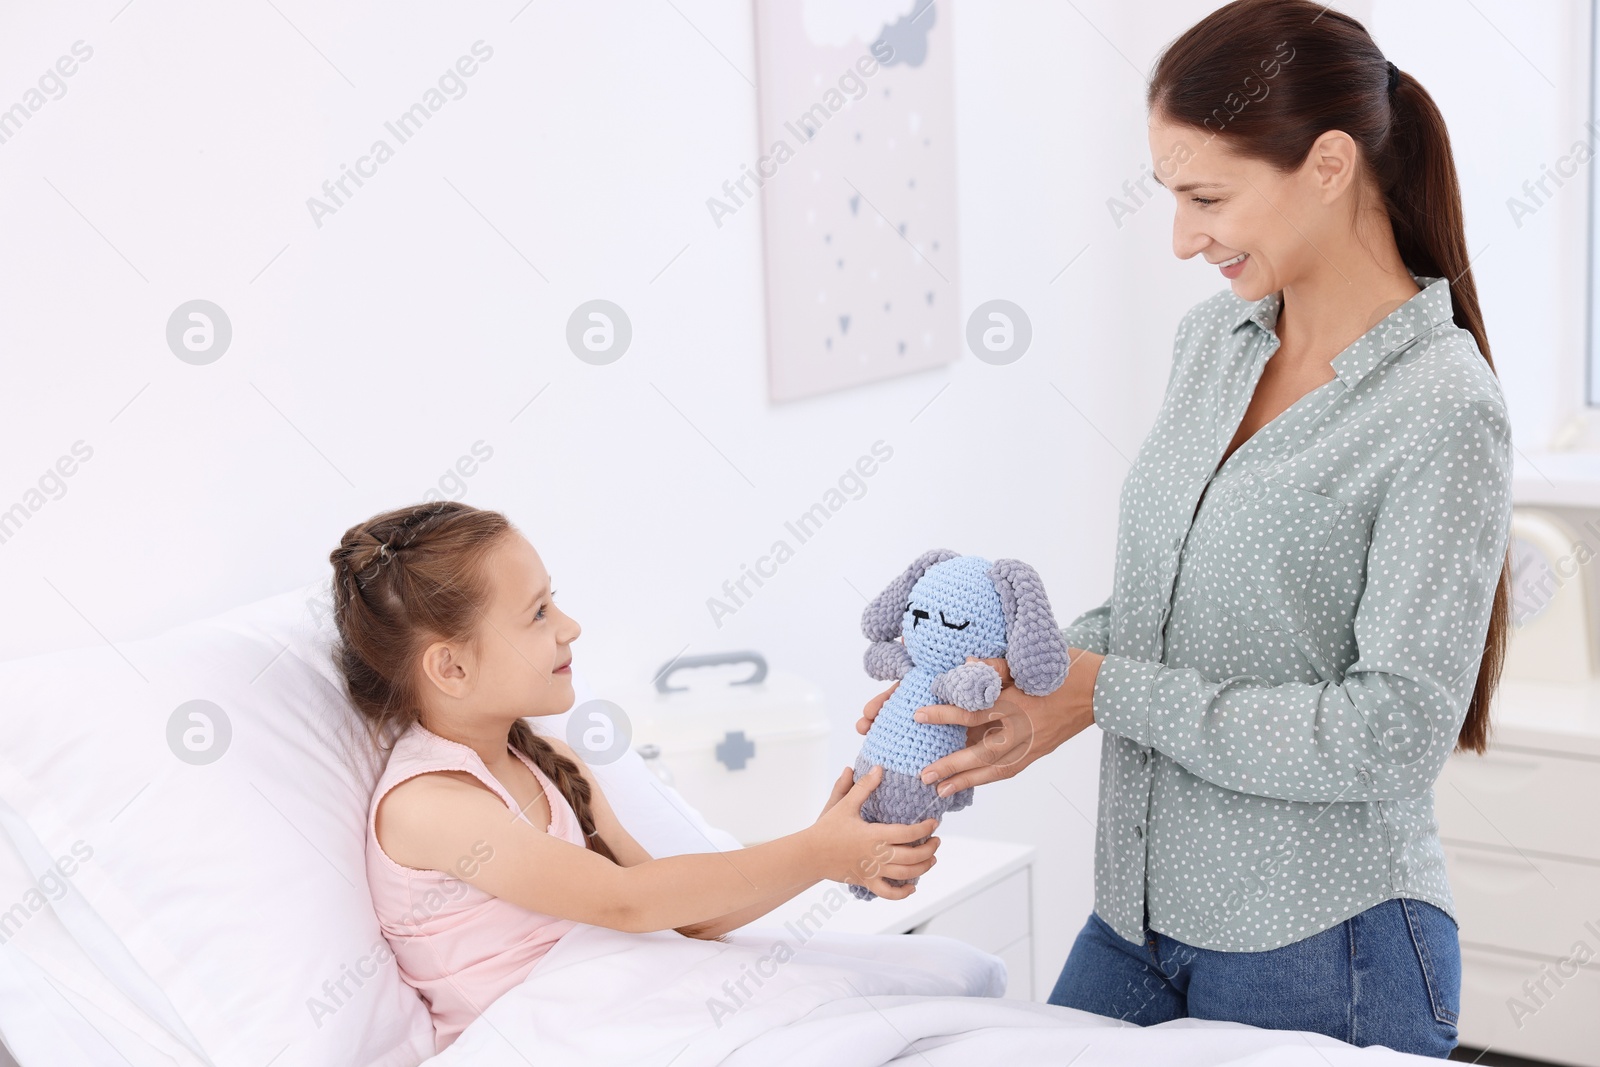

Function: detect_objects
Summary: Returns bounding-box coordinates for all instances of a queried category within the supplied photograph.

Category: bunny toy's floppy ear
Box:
[989,559,1071,695]
[861,548,960,680]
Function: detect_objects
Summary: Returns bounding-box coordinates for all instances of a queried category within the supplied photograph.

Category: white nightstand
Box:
[1436,676,1600,1066]
[742,835,1037,1000]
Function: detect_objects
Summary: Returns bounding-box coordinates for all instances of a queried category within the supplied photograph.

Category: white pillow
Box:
[540,677,744,857]
[0,801,211,1066]
[0,578,740,1066]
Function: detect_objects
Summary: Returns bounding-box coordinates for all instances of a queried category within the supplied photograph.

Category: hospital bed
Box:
[0,582,1445,1065]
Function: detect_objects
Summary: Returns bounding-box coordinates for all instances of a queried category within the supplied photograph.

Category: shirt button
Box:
[1134,825,1144,839]
[1139,750,1149,766]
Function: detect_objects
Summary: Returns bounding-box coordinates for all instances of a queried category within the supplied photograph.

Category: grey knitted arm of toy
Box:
[863,638,914,681]
[931,660,1003,711]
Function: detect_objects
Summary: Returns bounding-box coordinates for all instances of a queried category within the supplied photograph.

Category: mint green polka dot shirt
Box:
[1061,273,1513,953]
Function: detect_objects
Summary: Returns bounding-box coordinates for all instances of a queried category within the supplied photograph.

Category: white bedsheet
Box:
[422,921,1443,1066]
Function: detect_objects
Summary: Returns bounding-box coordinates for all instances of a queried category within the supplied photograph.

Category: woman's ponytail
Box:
[1378,67,1508,754]
[1379,68,1490,366]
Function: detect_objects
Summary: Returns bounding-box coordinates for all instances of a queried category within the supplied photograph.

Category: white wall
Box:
[0,0,1577,1001]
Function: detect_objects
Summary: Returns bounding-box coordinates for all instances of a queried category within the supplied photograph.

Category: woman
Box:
[858,0,1512,1057]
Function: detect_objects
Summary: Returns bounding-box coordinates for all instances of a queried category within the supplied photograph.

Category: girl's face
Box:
[1146,111,1359,302]
[419,531,582,724]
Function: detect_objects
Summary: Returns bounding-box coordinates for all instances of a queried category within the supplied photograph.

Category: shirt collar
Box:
[1229,273,1456,389]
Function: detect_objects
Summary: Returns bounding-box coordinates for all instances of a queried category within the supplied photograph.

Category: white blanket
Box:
[422,921,1442,1066]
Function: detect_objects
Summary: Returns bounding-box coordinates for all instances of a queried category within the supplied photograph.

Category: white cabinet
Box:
[1437,677,1600,1066]
[746,835,1037,1000]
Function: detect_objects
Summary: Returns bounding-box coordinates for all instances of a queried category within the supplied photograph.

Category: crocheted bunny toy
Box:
[850,549,1070,901]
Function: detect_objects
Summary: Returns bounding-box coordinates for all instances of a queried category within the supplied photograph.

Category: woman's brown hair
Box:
[329,500,621,862]
[1148,0,1509,754]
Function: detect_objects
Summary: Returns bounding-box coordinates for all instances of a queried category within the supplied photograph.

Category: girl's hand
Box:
[818,767,855,818]
[807,765,939,899]
[913,650,1102,796]
[854,680,899,735]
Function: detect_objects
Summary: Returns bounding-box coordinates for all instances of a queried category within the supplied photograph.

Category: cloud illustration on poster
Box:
[801,0,921,48]
[873,0,937,68]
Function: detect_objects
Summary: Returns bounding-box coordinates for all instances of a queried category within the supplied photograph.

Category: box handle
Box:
[653,650,769,693]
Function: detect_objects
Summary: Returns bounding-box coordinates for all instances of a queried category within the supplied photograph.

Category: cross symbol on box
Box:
[715,730,757,771]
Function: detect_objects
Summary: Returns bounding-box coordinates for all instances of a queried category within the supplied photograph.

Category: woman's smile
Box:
[1216,251,1249,278]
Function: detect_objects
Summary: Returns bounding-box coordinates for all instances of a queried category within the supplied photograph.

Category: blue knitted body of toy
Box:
[856,555,1005,782]
[851,549,1069,901]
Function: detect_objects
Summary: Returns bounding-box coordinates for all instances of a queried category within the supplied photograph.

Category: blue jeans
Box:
[1048,897,1460,1058]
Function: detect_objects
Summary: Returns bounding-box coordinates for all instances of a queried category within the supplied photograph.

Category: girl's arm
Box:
[673,877,826,940]
[377,761,938,934]
[673,768,913,939]
[542,736,854,940]
[539,734,807,938]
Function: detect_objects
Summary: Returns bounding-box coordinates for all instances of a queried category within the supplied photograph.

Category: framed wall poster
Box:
[747,0,961,402]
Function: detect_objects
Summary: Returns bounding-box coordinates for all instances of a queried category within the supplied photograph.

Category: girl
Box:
[330,500,939,1052]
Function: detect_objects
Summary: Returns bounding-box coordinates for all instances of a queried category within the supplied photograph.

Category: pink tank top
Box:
[366,722,586,1053]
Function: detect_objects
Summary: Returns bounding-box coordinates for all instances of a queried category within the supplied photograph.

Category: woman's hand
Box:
[913,648,1103,796]
[855,679,899,735]
[807,765,939,899]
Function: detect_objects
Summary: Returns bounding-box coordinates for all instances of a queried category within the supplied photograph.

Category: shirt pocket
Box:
[1184,472,1348,635]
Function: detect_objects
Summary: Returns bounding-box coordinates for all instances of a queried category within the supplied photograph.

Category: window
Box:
[1590,0,1600,405]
